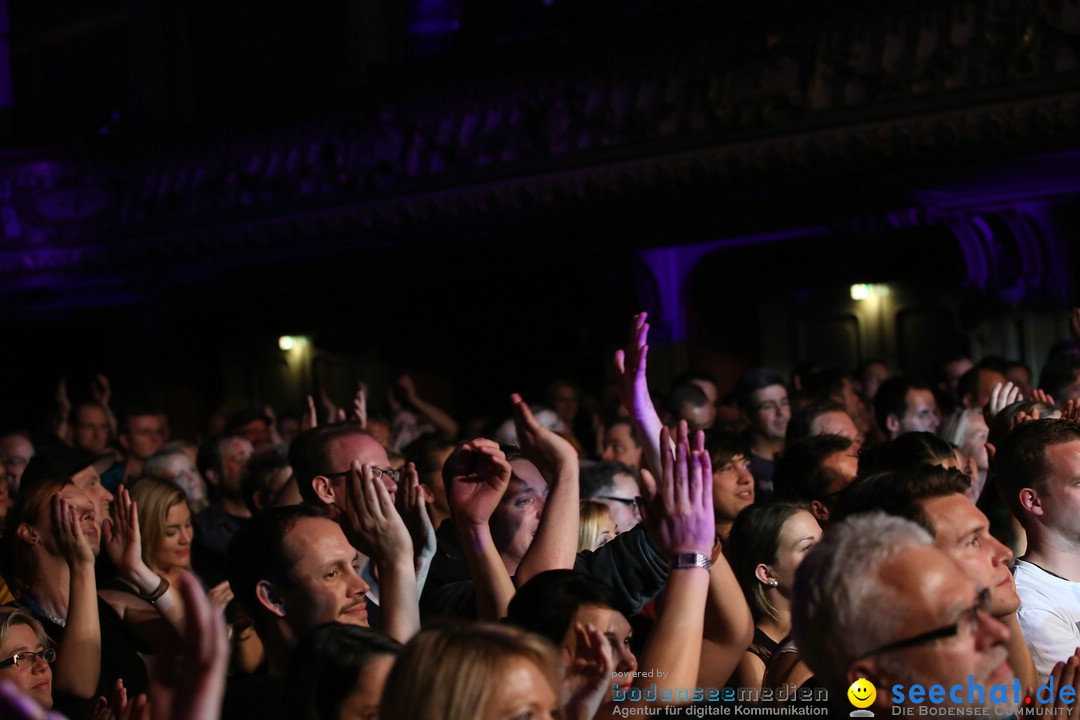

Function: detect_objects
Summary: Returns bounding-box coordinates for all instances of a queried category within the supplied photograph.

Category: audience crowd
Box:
[3,310,1080,718]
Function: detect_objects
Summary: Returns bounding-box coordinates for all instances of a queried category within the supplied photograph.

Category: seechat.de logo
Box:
[848,678,876,717]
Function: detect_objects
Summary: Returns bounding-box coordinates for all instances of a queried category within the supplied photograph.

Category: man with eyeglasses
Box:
[834,465,1039,690]
[792,513,1019,716]
[289,425,422,635]
[580,461,642,535]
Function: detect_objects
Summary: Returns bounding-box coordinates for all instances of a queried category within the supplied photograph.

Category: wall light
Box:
[278,335,295,351]
[850,284,872,301]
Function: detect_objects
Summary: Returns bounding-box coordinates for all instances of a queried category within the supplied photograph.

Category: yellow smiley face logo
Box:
[848,678,876,708]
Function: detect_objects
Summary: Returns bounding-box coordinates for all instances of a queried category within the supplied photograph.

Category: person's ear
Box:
[204,468,220,487]
[810,499,830,522]
[1019,488,1042,516]
[419,484,435,505]
[885,414,901,435]
[312,475,336,506]
[754,563,778,588]
[118,434,130,451]
[15,522,39,546]
[256,580,286,618]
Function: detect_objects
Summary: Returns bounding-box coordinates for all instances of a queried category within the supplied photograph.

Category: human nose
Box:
[347,567,370,597]
[974,611,1010,649]
[989,535,1012,565]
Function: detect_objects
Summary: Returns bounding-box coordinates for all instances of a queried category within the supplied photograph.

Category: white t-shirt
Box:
[1014,559,1080,679]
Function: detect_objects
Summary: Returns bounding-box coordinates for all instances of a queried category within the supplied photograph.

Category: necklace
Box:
[21,594,67,628]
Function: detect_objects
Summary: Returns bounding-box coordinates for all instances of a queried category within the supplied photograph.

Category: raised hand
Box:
[301,395,318,431]
[206,581,234,613]
[319,387,338,426]
[150,571,230,720]
[1031,388,1056,407]
[347,383,367,428]
[341,461,413,566]
[93,679,149,720]
[644,422,715,557]
[51,492,96,570]
[103,485,145,579]
[397,375,417,403]
[613,312,651,418]
[565,623,616,720]
[445,439,512,527]
[91,374,112,408]
[510,394,577,476]
[56,376,71,417]
[985,381,1022,420]
[1061,398,1080,424]
[395,463,436,572]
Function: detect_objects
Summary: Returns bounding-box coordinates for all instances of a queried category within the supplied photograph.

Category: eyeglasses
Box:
[857,588,992,659]
[323,466,401,484]
[0,647,56,670]
[594,496,642,516]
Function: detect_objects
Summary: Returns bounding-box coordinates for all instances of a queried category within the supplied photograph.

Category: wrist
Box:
[126,565,161,595]
[669,551,711,571]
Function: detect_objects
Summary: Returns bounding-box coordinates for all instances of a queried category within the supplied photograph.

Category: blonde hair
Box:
[0,607,49,651]
[379,623,561,720]
[129,477,189,573]
[578,500,613,552]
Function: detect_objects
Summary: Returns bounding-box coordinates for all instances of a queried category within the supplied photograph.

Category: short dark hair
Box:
[226,504,328,630]
[579,461,639,500]
[505,569,620,643]
[734,369,787,411]
[833,466,971,535]
[668,382,708,414]
[991,418,1080,526]
[705,432,752,470]
[120,406,163,435]
[196,433,245,479]
[402,434,454,489]
[605,418,640,445]
[956,366,1001,405]
[801,368,851,405]
[873,377,920,433]
[858,432,956,477]
[786,401,849,445]
[282,623,401,720]
[774,434,854,503]
[242,448,291,513]
[288,425,373,504]
[1038,356,1080,401]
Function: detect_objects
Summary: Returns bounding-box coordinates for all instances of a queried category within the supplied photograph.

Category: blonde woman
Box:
[0,607,55,711]
[380,622,611,720]
[576,501,616,552]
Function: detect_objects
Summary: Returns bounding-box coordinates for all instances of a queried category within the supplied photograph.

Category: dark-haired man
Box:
[734,368,790,499]
[993,418,1080,679]
[874,377,940,439]
[834,465,1037,690]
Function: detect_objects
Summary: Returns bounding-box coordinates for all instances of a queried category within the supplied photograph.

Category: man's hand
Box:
[510,394,577,478]
[91,374,113,408]
[341,461,413,567]
[1031,388,1056,406]
[56,377,72,420]
[52,493,96,570]
[643,422,715,557]
[1061,398,1080,424]
[347,383,367,428]
[93,679,149,720]
[319,387,338,426]
[614,312,652,418]
[395,462,436,572]
[445,439,512,527]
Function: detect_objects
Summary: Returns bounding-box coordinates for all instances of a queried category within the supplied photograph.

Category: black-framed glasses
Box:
[0,647,56,670]
[595,496,642,516]
[323,466,401,484]
[858,588,992,659]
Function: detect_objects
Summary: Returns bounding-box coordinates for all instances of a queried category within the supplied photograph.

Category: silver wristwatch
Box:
[670,552,711,571]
